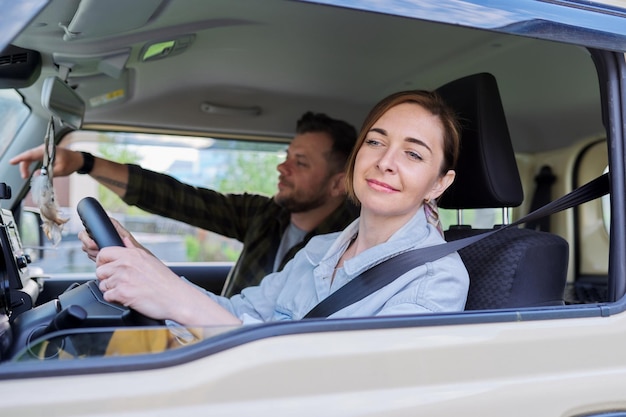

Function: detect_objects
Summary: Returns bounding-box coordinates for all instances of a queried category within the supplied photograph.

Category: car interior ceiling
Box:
[7,0,603,154]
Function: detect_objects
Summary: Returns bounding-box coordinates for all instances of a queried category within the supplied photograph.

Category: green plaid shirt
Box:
[123,164,359,297]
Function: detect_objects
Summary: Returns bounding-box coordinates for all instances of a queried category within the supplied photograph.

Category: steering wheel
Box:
[76,197,125,248]
[70,196,163,327]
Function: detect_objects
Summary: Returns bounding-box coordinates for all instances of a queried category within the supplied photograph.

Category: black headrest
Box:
[436,73,523,209]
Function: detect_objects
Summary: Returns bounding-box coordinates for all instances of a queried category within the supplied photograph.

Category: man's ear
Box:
[329,171,347,197]
[429,170,455,200]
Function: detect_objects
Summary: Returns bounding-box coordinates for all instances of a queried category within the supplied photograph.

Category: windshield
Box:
[0,90,29,158]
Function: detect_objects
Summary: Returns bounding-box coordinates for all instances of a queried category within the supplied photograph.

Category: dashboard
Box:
[0,200,41,360]
[0,206,38,318]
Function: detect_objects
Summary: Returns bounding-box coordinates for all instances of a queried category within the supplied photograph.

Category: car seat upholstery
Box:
[436,73,569,310]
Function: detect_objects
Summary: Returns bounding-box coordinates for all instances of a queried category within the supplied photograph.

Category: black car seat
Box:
[436,73,569,310]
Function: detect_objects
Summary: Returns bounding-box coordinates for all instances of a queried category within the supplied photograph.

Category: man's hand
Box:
[10,144,84,179]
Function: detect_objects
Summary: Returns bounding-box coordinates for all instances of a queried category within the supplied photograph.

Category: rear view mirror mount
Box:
[41,76,85,129]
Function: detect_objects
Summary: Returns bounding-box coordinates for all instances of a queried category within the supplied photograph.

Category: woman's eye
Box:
[365,138,381,146]
[407,151,423,161]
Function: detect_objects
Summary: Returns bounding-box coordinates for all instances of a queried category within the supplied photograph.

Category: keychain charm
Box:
[30,117,68,245]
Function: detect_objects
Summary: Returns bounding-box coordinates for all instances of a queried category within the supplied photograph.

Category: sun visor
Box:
[54,49,131,79]
[71,70,131,110]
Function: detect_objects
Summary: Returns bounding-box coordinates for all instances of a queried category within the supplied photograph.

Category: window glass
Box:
[24,131,287,273]
[574,140,609,282]
[12,325,239,361]
[0,89,30,157]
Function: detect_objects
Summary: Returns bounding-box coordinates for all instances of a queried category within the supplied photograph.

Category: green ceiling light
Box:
[142,41,175,61]
[140,35,195,62]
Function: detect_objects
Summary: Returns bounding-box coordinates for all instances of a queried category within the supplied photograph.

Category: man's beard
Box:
[275,188,329,213]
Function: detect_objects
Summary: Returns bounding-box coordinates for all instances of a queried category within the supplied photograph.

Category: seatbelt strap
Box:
[304,173,609,319]
[525,165,556,231]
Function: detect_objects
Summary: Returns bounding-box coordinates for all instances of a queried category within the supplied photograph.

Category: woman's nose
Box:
[376,149,397,173]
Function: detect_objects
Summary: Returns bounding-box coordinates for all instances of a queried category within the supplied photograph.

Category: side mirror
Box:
[17,208,44,263]
[41,76,85,129]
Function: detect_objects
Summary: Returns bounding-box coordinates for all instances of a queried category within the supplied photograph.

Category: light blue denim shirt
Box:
[205,206,469,323]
